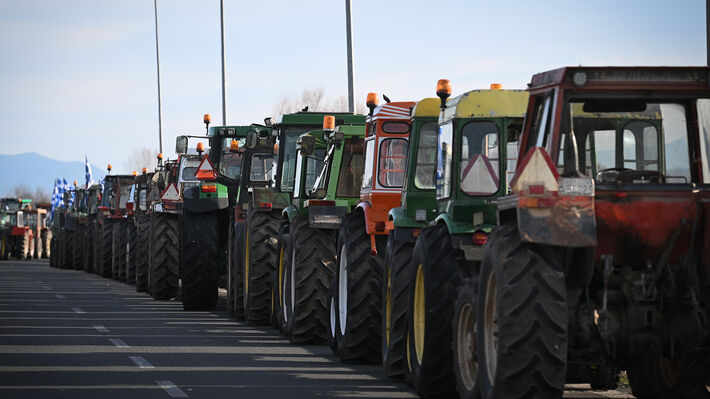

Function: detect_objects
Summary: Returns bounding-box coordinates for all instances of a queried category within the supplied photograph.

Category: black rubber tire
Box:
[17,230,29,260]
[405,224,466,398]
[56,232,65,268]
[111,221,121,280]
[181,209,219,311]
[135,214,151,292]
[231,222,246,320]
[477,223,567,399]
[271,223,287,331]
[242,209,279,324]
[227,221,236,315]
[34,234,42,259]
[99,220,114,277]
[282,215,336,344]
[2,233,11,261]
[382,229,415,378]
[334,213,383,363]
[73,225,85,271]
[452,277,482,399]
[126,221,137,284]
[49,236,56,266]
[41,230,51,259]
[115,221,128,281]
[83,224,94,273]
[628,352,710,399]
[62,230,73,268]
[149,213,180,300]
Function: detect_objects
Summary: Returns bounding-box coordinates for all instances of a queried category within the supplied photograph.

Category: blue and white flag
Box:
[85,155,94,188]
[50,179,61,220]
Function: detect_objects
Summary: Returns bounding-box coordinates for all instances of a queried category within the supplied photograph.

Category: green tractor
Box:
[379,97,439,377]
[276,116,366,343]
[404,83,528,398]
[132,167,155,292]
[180,118,259,311]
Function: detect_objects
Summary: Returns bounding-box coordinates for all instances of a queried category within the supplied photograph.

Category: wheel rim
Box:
[338,245,348,336]
[278,246,285,307]
[281,247,289,325]
[385,266,392,348]
[406,331,412,373]
[290,246,296,317]
[329,295,336,338]
[483,270,498,385]
[457,302,478,391]
[244,227,250,297]
[413,264,426,365]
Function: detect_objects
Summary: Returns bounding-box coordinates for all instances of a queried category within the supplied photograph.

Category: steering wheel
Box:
[595,168,632,183]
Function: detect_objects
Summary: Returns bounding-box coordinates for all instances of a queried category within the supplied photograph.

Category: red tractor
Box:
[475,67,710,399]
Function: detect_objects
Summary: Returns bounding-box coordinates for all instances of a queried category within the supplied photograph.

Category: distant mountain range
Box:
[0,152,107,196]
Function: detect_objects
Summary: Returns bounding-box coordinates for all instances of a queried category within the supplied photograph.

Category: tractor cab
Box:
[100,175,136,219]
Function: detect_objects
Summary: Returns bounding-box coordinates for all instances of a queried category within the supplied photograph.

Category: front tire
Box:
[181,209,219,310]
[242,209,279,324]
[334,213,383,363]
[477,224,567,399]
[453,277,481,399]
[135,214,151,291]
[150,213,180,299]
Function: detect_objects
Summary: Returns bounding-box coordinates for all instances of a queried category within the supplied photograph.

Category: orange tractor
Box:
[329,93,414,362]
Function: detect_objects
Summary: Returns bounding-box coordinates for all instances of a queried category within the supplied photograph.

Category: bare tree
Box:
[10,184,51,204]
[125,148,158,174]
[273,88,366,116]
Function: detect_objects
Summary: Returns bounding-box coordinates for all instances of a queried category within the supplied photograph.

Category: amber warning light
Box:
[490,83,503,90]
[323,115,335,131]
[203,114,211,124]
[436,79,451,109]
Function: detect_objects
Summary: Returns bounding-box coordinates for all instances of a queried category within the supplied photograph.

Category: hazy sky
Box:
[0,0,705,175]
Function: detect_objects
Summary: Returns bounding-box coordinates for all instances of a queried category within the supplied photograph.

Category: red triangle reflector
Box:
[195,157,217,181]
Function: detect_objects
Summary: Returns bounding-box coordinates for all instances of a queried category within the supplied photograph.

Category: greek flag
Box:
[85,155,94,188]
[50,179,61,220]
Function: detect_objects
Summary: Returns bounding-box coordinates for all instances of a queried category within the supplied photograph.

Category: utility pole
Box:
[220,0,227,125]
[153,0,163,154]
[345,0,355,113]
[707,0,709,66]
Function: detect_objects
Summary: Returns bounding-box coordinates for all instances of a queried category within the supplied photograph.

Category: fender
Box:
[356,202,375,235]
[282,205,300,225]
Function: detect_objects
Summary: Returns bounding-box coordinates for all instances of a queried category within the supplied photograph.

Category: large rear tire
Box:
[99,220,114,277]
[83,224,94,273]
[405,224,466,398]
[41,230,51,259]
[126,222,137,284]
[242,209,279,324]
[477,224,567,399]
[34,234,42,259]
[334,213,383,363]
[149,213,180,300]
[283,215,336,344]
[628,352,710,398]
[135,214,151,292]
[230,222,246,319]
[62,230,73,268]
[74,225,85,271]
[113,221,127,281]
[17,230,30,260]
[382,229,415,378]
[181,209,219,310]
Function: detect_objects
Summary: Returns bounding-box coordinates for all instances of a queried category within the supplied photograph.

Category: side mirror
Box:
[246,131,258,149]
[175,136,188,155]
[299,136,316,157]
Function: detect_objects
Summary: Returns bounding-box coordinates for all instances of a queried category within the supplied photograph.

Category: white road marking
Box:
[70,307,85,314]
[55,295,65,300]
[129,356,154,369]
[156,380,188,398]
[42,286,50,290]
[109,338,128,348]
[93,325,109,333]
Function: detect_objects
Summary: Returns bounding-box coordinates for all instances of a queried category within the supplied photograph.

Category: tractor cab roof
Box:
[366,101,416,123]
[276,112,365,126]
[207,124,269,138]
[411,97,440,118]
[440,89,528,124]
[528,66,710,93]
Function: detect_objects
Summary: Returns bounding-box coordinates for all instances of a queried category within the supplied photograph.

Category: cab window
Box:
[460,121,500,196]
[378,139,408,187]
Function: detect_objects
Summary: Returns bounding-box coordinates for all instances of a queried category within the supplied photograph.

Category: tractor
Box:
[329,94,415,364]
[277,116,366,343]
[477,66,710,399]
[404,83,528,398]
[0,198,25,260]
[97,168,135,279]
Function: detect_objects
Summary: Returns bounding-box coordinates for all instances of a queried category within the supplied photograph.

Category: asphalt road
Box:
[0,260,635,399]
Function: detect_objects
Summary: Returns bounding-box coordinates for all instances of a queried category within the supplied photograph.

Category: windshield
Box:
[378,138,408,187]
[460,121,501,196]
[279,127,315,192]
[2,201,20,213]
[218,138,244,180]
[566,101,691,184]
[437,123,454,199]
[306,149,327,195]
[336,138,364,197]
[414,122,438,189]
[118,184,132,209]
[101,180,114,207]
[250,153,276,182]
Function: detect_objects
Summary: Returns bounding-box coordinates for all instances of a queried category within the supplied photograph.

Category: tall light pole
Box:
[220,0,227,125]
[345,0,355,113]
[153,0,164,155]
[707,0,709,66]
